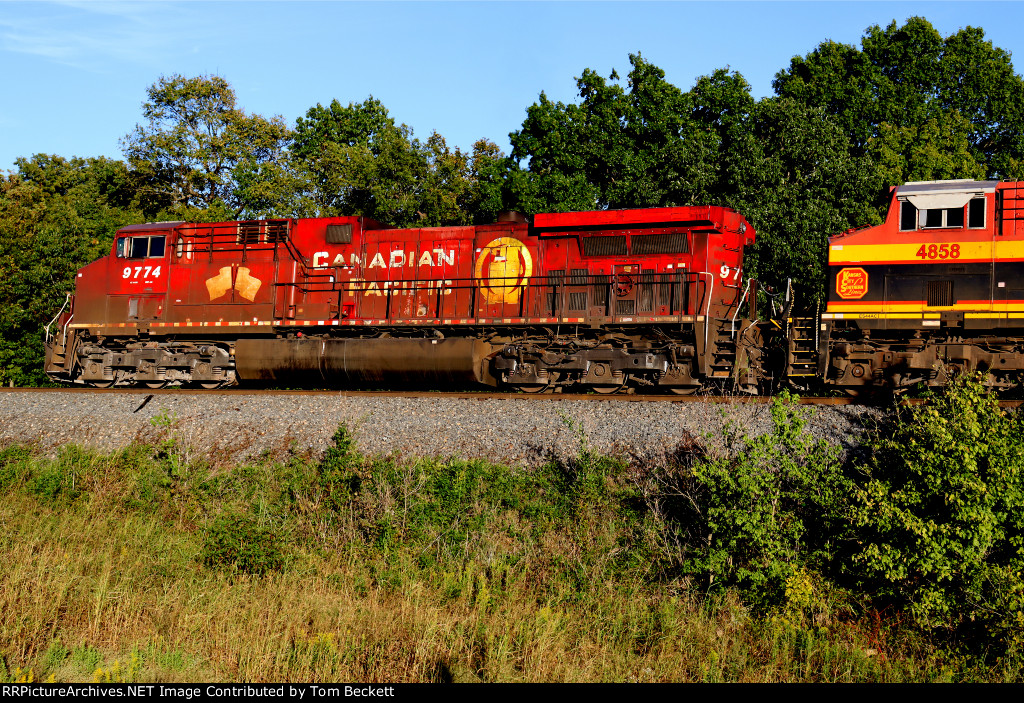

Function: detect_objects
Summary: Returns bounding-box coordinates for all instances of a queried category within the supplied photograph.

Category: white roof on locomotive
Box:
[897,179,998,210]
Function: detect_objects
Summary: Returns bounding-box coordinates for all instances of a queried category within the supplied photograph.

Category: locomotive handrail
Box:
[289,272,701,315]
[276,271,703,323]
[62,313,74,347]
[44,293,72,344]
[731,278,752,337]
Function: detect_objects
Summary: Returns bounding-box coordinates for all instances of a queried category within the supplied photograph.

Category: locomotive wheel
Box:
[89,379,116,389]
[518,383,552,394]
[198,381,225,390]
[144,380,169,389]
[591,383,626,394]
[668,386,700,396]
[843,387,876,400]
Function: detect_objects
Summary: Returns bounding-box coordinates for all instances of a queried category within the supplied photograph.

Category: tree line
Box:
[3,17,1024,385]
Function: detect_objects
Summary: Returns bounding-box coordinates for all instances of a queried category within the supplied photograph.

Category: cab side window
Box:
[968,197,986,228]
[118,235,166,258]
[898,197,986,231]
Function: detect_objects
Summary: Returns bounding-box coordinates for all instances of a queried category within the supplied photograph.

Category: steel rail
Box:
[3,387,1021,408]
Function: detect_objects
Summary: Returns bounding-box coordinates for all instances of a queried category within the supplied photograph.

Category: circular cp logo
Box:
[474,237,534,305]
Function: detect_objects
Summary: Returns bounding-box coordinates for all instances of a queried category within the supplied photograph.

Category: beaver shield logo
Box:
[474,237,534,305]
[205,266,262,301]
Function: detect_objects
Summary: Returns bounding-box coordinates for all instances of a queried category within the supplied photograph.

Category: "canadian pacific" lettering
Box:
[311,250,455,269]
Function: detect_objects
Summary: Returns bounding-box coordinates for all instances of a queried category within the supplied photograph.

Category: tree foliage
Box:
[0,155,142,385]
[285,97,502,226]
[774,17,1024,181]
[508,54,741,213]
[722,98,883,300]
[121,74,291,220]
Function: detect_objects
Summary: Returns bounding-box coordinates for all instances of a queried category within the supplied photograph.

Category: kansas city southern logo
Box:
[836,267,868,300]
[474,237,534,305]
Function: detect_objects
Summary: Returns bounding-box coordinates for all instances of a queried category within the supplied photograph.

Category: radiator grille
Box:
[615,299,636,315]
[632,233,689,255]
[926,280,953,307]
[660,279,674,309]
[325,224,352,244]
[238,222,262,245]
[569,268,589,285]
[569,292,588,310]
[266,221,289,243]
[238,220,289,244]
[593,275,609,310]
[582,236,627,257]
[638,270,654,311]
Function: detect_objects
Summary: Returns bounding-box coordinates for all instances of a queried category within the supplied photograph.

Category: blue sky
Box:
[3,1,1024,172]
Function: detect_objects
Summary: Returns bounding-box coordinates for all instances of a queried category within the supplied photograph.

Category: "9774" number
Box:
[122,265,162,279]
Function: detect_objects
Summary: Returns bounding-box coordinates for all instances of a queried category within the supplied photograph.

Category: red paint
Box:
[69,206,756,331]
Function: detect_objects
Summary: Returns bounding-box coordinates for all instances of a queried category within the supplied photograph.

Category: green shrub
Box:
[200,513,285,576]
[316,425,363,513]
[651,392,849,606]
[848,373,1024,652]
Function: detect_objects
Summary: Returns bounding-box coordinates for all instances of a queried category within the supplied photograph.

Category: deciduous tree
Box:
[0,155,142,385]
[773,17,1024,181]
[287,97,502,226]
[122,74,291,219]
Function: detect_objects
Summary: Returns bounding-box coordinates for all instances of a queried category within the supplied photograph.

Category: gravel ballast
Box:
[0,391,880,467]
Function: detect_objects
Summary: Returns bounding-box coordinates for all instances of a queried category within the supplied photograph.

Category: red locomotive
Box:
[44,206,760,393]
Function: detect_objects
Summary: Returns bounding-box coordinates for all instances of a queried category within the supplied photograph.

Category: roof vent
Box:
[496,211,527,224]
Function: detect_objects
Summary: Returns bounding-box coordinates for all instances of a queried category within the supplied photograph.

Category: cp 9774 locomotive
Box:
[43,205,761,393]
[42,178,1024,395]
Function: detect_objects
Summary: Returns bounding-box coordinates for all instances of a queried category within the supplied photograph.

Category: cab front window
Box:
[117,235,166,258]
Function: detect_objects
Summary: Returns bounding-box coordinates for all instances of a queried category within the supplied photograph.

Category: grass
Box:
[0,422,1010,683]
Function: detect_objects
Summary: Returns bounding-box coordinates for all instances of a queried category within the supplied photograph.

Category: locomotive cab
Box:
[817,179,1024,392]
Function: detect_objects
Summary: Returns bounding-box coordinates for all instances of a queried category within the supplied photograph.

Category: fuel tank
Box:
[234,337,498,387]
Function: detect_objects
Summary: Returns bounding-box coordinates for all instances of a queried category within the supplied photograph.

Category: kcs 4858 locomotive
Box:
[42,178,1024,395]
[813,178,1024,394]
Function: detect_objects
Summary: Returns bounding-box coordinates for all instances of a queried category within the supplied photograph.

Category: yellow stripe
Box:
[826,313,944,320]
[828,302,1024,314]
[828,240,1024,264]
[826,311,1024,320]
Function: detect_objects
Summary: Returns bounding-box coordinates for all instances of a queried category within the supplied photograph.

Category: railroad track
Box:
[3,387,1021,407]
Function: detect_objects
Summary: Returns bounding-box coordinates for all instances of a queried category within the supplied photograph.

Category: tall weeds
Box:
[0,385,1018,682]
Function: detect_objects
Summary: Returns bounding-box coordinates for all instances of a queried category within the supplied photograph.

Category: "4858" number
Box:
[915,243,961,260]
